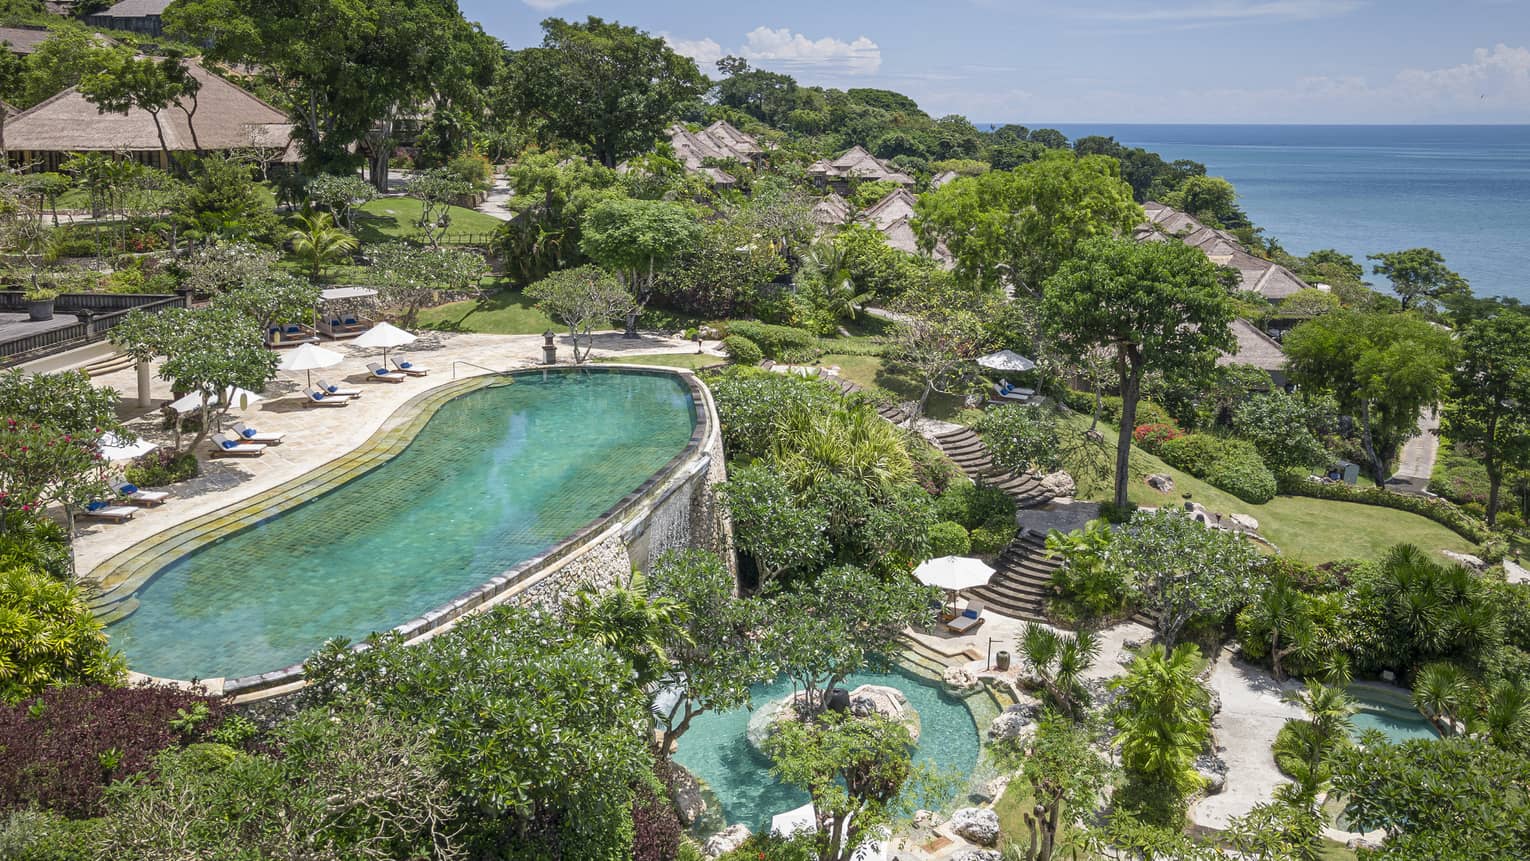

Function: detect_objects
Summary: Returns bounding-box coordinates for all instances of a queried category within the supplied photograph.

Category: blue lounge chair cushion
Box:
[241,428,257,438]
[285,325,300,334]
[344,316,358,325]
[311,391,326,400]
[962,608,979,619]
[373,367,388,376]
[326,384,338,393]
[121,483,139,494]
[221,439,237,449]
[86,500,106,511]
[398,361,412,369]
[330,318,341,326]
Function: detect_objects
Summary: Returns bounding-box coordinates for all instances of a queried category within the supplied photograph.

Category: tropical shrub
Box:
[969,524,1013,556]
[0,683,223,818]
[932,480,1015,532]
[905,434,961,495]
[0,568,126,704]
[1110,643,1212,827]
[1046,521,1134,622]
[927,521,971,557]
[974,403,1062,474]
[726,321,819,363]
[0,808,98,861]
[0,518,70,580]
[722,334,763,366]
[630,779,681,861]
[1157,433,1227,476]
[1133,423,1182,455]
[1159,433,1276,504]
[707,368,842,461]
[123,449,199,488]
[1232,391,1332,472]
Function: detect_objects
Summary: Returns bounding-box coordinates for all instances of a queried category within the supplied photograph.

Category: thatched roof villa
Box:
[808,146,915,191]
[5,60,297,171]
[84,0,172,37]
[1138,202,1312,302]
[647,120,768,188]
[1219,318,1289,386]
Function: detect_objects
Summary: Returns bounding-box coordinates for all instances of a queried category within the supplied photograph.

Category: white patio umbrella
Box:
[912,555,996,591]
[353,321,416,367]
[976,349,1036,373]
[99,431,157,461]
[276,342,344,388]
[771,802,817,838]
[168,386,264,415]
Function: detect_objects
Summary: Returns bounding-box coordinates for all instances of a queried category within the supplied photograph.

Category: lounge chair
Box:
[79,500,138,521]
[232,422,286,445]
[315,379,363,398]
[366,362,407,383]
[211,432,265,457]
[390,356,428,377]
[302,387,353,407]
[999,379,1036,397]
[112,481,168,506]
[945,599,987,634]
[992,382,1032,403]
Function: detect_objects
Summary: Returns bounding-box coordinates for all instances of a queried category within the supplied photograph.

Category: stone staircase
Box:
[933,426,1055,509]
[81,351,134,378]
[826,376,912,424]
[966,530,1061,622]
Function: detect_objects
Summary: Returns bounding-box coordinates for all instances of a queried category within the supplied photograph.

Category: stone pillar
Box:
[135,359,152,408]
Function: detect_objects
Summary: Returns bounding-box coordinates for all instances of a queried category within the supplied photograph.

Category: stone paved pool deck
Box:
[72,330,706,585]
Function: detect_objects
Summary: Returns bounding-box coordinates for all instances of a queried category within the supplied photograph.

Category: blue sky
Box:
[460,0,1530,124]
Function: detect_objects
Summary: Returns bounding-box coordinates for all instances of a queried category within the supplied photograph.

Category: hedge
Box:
[1059,389,1174,429]
[1275,471,1490,543]
[726,321,819,363]
[928,521,972,557]
[721,335,763,366]
[1160,434,1277,504]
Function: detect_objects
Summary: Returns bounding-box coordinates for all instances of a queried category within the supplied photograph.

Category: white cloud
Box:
[664,35,724,69]
[667,26,883,77]
[1394,43,1530,108]
[1084,0,1363,23]
[520,0,579,9]
[738,27,882,75]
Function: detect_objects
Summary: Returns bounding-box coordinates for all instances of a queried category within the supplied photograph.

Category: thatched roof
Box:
[1137,202,1314,302]
[94,0,171,17]
[665,121,763,171]
[859,188,917,230]
[0,26,52,54]
[6,60,297,157]
[878,216,954,270]
[1219,318,1287,372]
[811,192,851,227]
[809,146,915,186]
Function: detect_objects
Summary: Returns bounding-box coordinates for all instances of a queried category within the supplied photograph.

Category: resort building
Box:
[4,60,297,171]
[1218,318,1289,387]
[84,0,173,37]
[1139,202,1313,302]
[807,145,915,191]
[652,120,767,188]
[810,191,851,228]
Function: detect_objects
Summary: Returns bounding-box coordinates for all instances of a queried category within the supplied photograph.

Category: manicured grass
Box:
[1053,412,1478,565]
[593,353,719,370]
[415,284,555,334]
[352,197,503,245]
[821,353,967,421]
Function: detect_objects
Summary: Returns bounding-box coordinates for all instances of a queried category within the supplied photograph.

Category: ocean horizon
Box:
[981,123,1530,304]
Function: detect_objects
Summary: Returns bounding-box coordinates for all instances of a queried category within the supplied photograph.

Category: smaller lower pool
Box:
[1347,685,1438,743]
[672,668,981,834]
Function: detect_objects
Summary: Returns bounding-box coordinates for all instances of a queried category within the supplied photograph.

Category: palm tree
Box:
[1246,573,1318,681]
[287,208,359,279]
[1019,622,1100,720]
[1413,661,1473,736]
[565,571,691,687]
[1284,680,1355,798]
[1109,642,1212,825]
[803,241,873,324]
[1481,679,1530,752]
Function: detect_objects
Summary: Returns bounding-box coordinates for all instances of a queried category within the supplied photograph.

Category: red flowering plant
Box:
[1133,423,1183,455]
[0,418,110,534]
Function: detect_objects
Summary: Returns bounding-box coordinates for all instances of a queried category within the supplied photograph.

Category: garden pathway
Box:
[1385,408,1440,495]
[474,176,513,221]
[1193,651,1305,830]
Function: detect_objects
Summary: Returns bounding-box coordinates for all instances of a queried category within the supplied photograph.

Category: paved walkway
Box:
[71,330,700,581]
[475,176,512,221]
[1385,409,1440,494]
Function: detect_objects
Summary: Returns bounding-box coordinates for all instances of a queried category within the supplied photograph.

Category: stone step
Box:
[83,352,135,378]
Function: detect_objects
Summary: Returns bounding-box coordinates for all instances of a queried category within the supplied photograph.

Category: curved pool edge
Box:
[95,364,729,700]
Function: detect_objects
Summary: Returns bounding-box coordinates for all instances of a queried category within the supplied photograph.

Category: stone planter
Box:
[27,298,54,321]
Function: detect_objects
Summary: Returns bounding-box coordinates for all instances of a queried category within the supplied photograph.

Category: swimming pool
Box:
[1347,684,1438,743]
[105,370,697,681]
[672,669,982,834]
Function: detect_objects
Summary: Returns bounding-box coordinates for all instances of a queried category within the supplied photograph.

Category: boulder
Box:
[911,809,940,830]
[1505,559,1529,585]
[670,765,707,826]
[1195,753,1229,795]
[847,684,921,744]
[1207,689,1223,717]
[943,665,980,693]
[1347,836,1384,852]
[1146,473,1176,494]
[704,824,752,858]
[949,807,1001,846]
[971,774,1011,804]
[953,851,1002,861]
[1040,471,1076,498]
[1228,513,1260,532]
[745,696,792,753]
[1443,550,1487,571]
[988,708,1037,743]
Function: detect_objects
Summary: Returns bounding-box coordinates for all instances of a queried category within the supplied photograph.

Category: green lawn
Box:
[821,353,967,421]
[352,197,504,245]
[593,352,719,370]
[1052,412,1478,565]
[415,283,555,334]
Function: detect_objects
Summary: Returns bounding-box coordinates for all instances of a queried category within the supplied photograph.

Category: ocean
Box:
[1018,125,1530,303]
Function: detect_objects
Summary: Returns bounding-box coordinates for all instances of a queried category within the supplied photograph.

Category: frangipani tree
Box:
[524,264,634,363]
[579,197,701,337]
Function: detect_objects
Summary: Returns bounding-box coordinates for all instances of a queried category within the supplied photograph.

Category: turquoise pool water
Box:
[672,669,981,834]
[107,371,696,681]
[1347,686,1438,743]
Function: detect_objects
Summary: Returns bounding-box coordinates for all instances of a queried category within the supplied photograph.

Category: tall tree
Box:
[1283,310,1456,483]
[915,150,1142,297]
[1368,248,1470,313]
[524,264,634,363]
[1442,312,1530,525]
[1110,508,1264,648]
[80,52,199,168]
[1110,642,1212,827]
[1042,237,1236,508]
[503,16,708,168]
[578,196,701,337]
